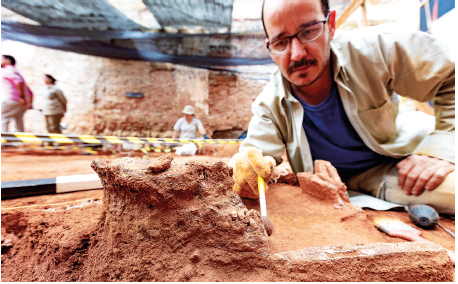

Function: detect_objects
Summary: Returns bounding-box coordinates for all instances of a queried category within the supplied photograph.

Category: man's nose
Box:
[290,37,307,61]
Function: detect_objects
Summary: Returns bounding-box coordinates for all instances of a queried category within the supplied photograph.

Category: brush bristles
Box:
[373,216,418,233]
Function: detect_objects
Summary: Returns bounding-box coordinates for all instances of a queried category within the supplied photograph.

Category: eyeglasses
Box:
[266,12,330,55]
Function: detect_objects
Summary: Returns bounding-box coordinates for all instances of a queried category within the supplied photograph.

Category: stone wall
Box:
[1,41,269,138]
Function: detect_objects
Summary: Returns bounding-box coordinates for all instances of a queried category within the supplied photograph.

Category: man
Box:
[229,0,455,214]
[1,55,31,132]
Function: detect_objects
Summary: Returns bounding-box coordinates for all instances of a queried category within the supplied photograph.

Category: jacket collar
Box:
[269,68,298,104]
[331,41,349,81]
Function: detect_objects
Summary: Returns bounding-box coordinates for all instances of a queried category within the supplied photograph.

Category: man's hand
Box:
[396,154,455,196]
[18,97,26,107]
[227,147,276,199]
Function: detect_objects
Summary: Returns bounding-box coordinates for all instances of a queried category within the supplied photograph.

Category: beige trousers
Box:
[1,100,26,132]
[346,161,455,215]
[45,113,64,134]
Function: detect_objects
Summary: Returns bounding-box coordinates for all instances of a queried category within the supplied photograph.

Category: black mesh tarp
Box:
[1,0,143,30]
[1,21,273,67]
[143,0,233,31]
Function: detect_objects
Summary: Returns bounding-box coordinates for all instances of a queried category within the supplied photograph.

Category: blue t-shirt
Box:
[293,82,396,182]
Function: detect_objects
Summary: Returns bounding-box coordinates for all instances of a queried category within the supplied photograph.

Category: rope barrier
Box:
[1,197,104,211]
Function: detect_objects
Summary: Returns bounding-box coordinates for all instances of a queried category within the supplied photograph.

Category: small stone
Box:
[230,210,237,220]
[334,202,345,210]
[238,209,248,220]
[183,264,195,279]
[249,218,258,229]
[190,250,200,263]
[147,154,174,173]
[247,209,257,217]
[2,239,13,247]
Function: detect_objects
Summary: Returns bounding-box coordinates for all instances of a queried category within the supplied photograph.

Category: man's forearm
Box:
[23,84,31,106]
[16,82,25,99]
[15,82,27,106]
[200,129,210,139]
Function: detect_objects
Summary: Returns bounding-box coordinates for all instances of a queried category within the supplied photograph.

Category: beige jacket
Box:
[241,25,455,175]
[43,84,67,115]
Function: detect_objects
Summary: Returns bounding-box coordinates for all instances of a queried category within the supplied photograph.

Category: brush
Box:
[373,217,427,242]
[258,175,274,236]
[373,216,455,264]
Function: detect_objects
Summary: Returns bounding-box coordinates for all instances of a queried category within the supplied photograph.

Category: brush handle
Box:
[387,230,429,242]
[258,175,267,217]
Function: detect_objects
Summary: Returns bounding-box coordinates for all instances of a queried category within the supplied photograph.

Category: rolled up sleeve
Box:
[240,89,286,165]
[385,30,455,163]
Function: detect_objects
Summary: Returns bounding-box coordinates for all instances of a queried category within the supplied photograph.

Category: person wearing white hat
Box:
[172,105,210,139]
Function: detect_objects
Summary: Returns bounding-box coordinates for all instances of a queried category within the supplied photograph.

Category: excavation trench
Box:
[1,155,454,281]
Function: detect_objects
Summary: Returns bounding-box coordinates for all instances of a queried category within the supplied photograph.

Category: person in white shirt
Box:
[43,74,67,134]
[172,105,210,139]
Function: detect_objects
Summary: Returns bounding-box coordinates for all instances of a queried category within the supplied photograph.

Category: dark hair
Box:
[45,74,56,84]
[261,0,330,38]
[2,55,16,66]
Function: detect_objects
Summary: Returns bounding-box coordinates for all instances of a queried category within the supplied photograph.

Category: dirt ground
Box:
[1,149,232,181]
[1,149,455,281]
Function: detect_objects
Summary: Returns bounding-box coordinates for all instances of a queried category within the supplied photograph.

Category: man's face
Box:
[44,76,53,85]
[1,57,10,67]
[264,0,336,88]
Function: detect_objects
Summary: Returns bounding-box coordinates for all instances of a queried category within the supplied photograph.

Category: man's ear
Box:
[265,38,275,61]
[328,10,337,39]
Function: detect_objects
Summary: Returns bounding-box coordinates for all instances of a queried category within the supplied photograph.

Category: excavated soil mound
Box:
[2,156,270,281]
[82,155,270,281]
[1,155,454,281]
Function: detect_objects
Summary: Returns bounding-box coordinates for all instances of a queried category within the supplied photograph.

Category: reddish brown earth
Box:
[1,151,455,281]
[1,149,232,181]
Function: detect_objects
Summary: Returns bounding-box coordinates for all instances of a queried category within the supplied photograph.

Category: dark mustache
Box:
[287,58,317,75]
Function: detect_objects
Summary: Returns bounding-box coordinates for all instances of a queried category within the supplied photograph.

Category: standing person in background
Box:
[1,55,31,132]
[43,74,67,134]
[172,105,211,139]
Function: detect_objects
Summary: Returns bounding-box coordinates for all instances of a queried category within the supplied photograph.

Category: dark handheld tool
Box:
[408,204,455,238]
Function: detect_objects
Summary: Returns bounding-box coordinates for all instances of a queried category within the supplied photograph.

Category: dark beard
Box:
[287,57,317,76]
[296,65,323,86]
[293,55,330,88]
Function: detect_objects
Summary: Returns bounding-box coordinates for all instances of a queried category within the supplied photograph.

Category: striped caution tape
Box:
[1,132,244,145]
[1,142,178,156]
[1,145,80,151]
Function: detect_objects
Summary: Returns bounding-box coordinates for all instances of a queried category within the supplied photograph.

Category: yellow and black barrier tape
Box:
[1,132,244,145]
